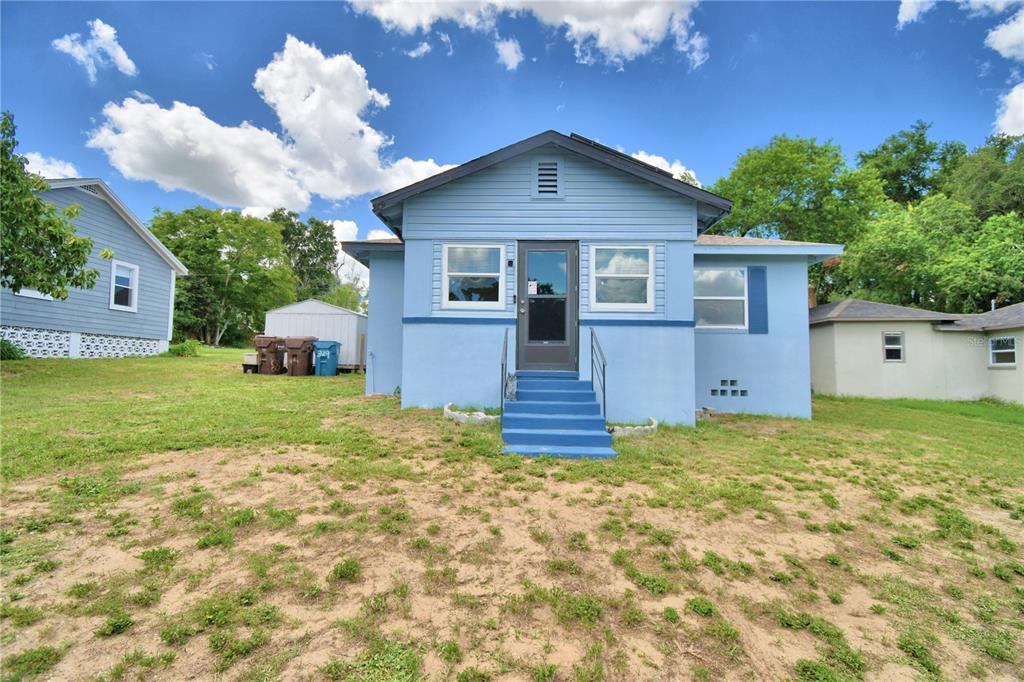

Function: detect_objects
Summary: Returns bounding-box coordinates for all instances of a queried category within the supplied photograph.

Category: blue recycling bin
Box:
[312,340,341,376]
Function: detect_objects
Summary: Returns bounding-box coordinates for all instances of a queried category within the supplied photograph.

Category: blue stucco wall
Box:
[693,256,813,418]
[366,253,404,395]
[0,187,174,340]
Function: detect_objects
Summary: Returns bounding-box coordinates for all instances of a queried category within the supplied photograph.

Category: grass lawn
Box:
[1,347,1023,681]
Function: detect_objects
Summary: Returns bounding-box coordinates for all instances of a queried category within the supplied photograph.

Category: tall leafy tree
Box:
[935,212,1024,312]
[267,208,338,298]
[151,207,295,346]
[856,120,965,204]
[321,278,366,313]
[942,134,1023,220]
[710,135,888,301]
[0,111,100,298]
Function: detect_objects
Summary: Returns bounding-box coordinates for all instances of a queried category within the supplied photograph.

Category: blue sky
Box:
[3,1,1023,250]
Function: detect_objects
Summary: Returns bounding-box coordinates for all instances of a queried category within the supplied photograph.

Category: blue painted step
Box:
[515,371,579,379]
[501,413,607,430]
[502,444,617,459]
[516,389,595,402]
[504,400,602,415]
[502,428,612,447]
[516,378,592,391]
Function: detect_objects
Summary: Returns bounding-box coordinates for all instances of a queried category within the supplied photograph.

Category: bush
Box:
[0,338,26,360]
[166,339,201,357]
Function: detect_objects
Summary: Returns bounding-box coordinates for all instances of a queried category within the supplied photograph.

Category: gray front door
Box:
[517,241,579,371]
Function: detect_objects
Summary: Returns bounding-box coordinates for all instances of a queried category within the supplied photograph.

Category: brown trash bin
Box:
[284,336,317,376]
[254,335,286,375]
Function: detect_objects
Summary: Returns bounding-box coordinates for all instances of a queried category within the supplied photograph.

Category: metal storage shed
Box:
[263,299,366,371]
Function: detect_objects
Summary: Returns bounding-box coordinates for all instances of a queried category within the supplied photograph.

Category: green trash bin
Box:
[312,340,341,376]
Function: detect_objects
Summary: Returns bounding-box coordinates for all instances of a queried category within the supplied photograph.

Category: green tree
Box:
[150,207,295,346]
[0,111,99,299]
[857,120,966,205]
[267,209,338,298]
[935,212,1024,312]
[710,135,888,301]
[321,278,366,313]
[942,134,1024,220]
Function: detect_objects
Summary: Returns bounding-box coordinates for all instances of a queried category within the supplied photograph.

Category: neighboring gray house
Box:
[0,179,188,358]
[810,298,1023,404]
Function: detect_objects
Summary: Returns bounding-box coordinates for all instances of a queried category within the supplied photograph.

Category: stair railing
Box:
[500,327,509,425]
[590,327,607,417]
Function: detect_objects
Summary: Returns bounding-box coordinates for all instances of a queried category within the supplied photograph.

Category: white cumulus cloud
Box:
[996,81,1024,133]
[349,0,709,69]
[52,19,137,83]
[986,9,1024,60]
[631,150,700,186]
[897,0,938,27]
[405,41,432,58]
[86,36,452,212]
[367,228,396,240]
[23,152,79,178]
[495,36,524,70]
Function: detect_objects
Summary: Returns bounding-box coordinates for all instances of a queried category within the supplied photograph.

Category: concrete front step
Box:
[501,428,612,447]
[501,412,607,430]
[502,444,617,459]
[504,400,602,415]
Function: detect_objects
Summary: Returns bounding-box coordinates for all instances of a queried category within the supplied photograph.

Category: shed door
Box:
[516,241,578,371]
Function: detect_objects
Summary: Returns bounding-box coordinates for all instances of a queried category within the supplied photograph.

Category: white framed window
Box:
[109,260,139,312]
[990,336,1016,366]
[590,245,655,312]
[14,288,54,301]
[532,158,561,198]
[442,244,505,310]
[882,332,904,362]
[694,267,747,328]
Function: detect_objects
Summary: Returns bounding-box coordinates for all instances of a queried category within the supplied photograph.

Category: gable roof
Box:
[938,302,1024,332]
[45,178,188,275]
[810,299,961,325]
[371,130,732,236]
[265,298,366,317]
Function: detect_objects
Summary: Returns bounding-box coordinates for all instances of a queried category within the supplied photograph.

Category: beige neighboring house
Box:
[809,299,1023,404]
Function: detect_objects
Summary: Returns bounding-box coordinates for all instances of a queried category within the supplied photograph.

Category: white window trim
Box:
[532,158,562,199]
[441,244,506,311]
[694,266,748,329]
[109,259,139,313]
[14,287,54,301]
[989,336,1017,367]
[589,244,655,313]
[882,331,905,363]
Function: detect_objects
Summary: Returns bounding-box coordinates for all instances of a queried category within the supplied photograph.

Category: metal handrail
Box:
[590,327,607,417]
[500,327,509,424]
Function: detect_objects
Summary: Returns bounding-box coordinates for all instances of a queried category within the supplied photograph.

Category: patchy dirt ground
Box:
[2,363,1024,681]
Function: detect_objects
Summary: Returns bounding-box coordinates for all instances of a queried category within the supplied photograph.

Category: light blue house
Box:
[343,131,841,457]
[0,179,188,358]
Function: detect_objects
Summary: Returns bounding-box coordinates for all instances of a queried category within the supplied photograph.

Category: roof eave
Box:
[695,244,844,263]
[340,240,405,267]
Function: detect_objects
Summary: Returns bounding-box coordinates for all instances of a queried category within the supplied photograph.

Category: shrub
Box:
[0,338,26,360]
[166,339,201,357]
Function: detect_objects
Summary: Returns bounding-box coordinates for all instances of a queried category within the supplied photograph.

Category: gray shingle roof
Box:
[696,235,835,247]
[809,299,961,325]
[810,298,1024,330]
[939,302,1024,331]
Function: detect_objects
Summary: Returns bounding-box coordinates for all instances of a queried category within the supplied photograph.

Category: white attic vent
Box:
[533,159,561,198]
[80,185,100,195]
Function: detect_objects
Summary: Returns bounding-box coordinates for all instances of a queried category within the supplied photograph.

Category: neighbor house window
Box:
[882,332,904,362]
[442,244,505,310]
[590,245,654,312]
[109,260,139,312]
[694,268,747,328]
[14,288,53,301]
[990,336,1016,366]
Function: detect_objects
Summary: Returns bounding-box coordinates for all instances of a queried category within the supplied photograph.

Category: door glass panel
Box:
[527,251,567,296]
[529,298,566,342]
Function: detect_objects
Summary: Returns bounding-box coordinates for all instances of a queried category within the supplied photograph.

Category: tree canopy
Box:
[0,111,101,299]
[942,134,1024,220]
[150,207,296,346]
[267,209,338,298]
[856,120,966,205]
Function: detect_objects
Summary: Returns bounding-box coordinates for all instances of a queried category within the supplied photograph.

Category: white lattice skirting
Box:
[1,326,164,358]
